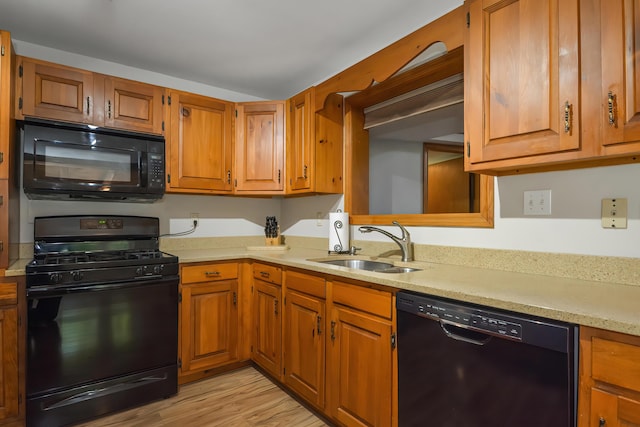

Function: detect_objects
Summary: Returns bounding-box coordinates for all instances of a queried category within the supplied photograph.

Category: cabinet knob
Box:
[599,417,606,427]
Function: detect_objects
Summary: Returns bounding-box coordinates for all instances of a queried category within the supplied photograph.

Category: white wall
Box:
[282,163,640,258]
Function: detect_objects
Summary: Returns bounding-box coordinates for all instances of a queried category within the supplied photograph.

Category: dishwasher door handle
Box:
[439,319,492,346]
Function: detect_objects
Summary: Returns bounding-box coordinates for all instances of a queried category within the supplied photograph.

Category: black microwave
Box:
[21,120,166,202]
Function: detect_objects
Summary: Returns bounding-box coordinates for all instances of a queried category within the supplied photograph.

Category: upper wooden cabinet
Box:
[100,75,164,134]
[287,88,344,195]
[600,0,640,152]
[287,89,314,192]
[17,57,165,135]
[166,90,233,193]
[465,0,581,168]
[235,101,285,193]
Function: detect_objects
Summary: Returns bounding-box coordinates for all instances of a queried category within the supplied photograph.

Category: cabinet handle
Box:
[86,96,90,115]
[181,107,191,118]
[278,169,281,183]
[564,101,572,134]
[274,299,278,315]
[259,271,270,279]
[330,320,336,341]
[108,100,112,119]
[317,315,322,335]
[599,417,606,426]
[205,271,220,277]
[303,165,308,179]
[232,291,237,306]
[608,91,617,126]
[227,170,231,184]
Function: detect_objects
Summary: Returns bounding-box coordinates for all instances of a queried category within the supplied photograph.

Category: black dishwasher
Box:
[396,291,578,427]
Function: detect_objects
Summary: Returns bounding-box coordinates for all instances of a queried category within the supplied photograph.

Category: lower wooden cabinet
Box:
[579,326,640,427]
[179,262,239,382]
[0,281,22,426]
[327,280,395,427]
[283,269,326,409]
[252,263,283,379]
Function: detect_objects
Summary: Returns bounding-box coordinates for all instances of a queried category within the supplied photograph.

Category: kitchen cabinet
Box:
[179,262,239,383]
[287,88,344,194]
[0,31,18,271]
[287,88,314,192]
[600,0,640,152]
[252,262,283,379]
[0,281,22,426]
[166,90,233,193]
[314,93,344,194]
[283,269,326,409]
[464,0,581,169]
[17,57,164,135]
[235,101,285,193]
[327,279,395,427]
[579,326,640,427]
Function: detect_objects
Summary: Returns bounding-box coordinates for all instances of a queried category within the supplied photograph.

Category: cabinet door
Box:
[168,91,233,192]
[287,89,314,192]
[601,0,640,148]
[20,58,94,124]
[327,305,393,427]
[283,289,325,409]
[235,101,285,193]
[180,280,239,374]
[253,280,282,378]
[590,388,640,426]
[0,305,19,421]
[465,0,580,164]
[103,76,164,135]
[315,93,344,194]
[0,31,12,181]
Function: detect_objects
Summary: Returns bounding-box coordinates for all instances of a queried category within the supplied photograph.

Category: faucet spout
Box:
[358,221,413,262]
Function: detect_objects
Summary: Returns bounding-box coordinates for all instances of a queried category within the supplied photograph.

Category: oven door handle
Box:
[27,275,177,297]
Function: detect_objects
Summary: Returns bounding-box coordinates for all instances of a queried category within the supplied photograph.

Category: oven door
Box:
[26,276,178,427]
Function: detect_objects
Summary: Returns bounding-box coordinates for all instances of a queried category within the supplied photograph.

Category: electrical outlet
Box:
[523,190,552,215]
[190,213,199,227]
[602,198,627,229]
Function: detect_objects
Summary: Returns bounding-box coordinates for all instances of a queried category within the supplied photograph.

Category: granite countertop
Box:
[9,245,640,337]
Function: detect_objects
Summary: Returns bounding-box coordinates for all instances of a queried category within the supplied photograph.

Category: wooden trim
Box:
[314,5,465,111]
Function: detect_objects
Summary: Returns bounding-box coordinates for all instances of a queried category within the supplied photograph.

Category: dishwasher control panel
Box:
[399,293,523,340]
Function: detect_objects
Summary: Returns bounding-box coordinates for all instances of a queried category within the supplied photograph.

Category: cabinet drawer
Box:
[592,337,640,393]
[0,283,17,306]
[253,263,282,285]
[285,269,325,299]
[331,280,392,319]
[181,262,238,284]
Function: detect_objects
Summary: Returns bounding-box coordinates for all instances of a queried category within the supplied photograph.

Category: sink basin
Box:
[318,259,394,271]
[313,259,421,274]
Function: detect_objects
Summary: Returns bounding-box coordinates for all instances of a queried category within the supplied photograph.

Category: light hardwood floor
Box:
[76,366,330,427]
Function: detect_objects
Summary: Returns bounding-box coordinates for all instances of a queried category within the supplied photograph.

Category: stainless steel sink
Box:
[312,258,421,273]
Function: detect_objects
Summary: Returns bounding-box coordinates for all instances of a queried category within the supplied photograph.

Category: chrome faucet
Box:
[358,221,413,262]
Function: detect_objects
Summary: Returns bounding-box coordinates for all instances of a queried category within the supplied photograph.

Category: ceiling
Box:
[0,0,462,100]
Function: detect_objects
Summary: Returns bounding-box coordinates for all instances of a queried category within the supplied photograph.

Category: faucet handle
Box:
[392,221,410,239]
[349,246,362,255]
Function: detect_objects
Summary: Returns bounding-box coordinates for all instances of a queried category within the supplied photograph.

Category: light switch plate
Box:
[602,198,627,228]
[523,190,552,215]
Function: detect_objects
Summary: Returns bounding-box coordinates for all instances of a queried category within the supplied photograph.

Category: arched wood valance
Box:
[314,5,465,112]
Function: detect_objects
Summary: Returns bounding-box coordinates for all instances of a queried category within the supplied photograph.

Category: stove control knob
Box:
[71,271,84,281]
[49,272,62,283]
[153,264,164,275]
[136,267,143,276]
